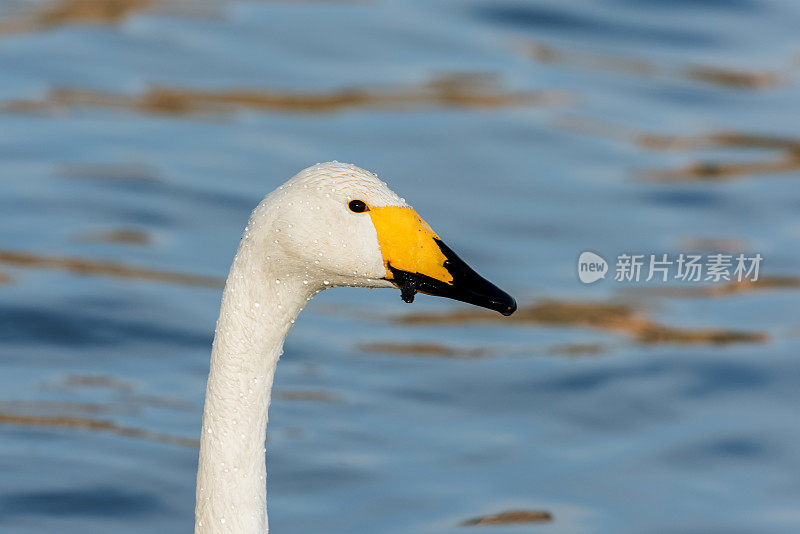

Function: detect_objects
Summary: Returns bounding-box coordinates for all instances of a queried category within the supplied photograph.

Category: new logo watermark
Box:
[578,251,608,284]
[578,251,762,284]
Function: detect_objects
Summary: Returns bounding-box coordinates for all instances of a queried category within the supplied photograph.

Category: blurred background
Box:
[0,0,799,532]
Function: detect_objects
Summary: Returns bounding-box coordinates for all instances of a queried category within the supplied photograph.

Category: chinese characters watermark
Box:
[578,251,762,284]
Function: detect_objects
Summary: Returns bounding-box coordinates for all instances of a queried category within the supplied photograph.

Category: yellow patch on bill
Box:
[368,206,453,284]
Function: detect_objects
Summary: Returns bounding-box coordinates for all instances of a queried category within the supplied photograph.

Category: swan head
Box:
[250,162,516,316]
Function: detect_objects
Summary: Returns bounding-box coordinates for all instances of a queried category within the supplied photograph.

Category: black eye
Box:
[348,199,368,213]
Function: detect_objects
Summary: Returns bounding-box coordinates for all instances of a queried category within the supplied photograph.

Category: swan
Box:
[195,162,516,533]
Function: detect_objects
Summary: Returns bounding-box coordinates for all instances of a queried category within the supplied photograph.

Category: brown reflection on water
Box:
[62,373,135,391]
[518,40,787,90]
[3,75,567,116]
[358,340,607,359]
[0,373,199,447]
[642,129,800,180]
[0,412,199,448]
[274,390,341,403]
[0,400,139,416]
[522,41,656,77]
[0,250,223,288]
[638,131,800,154]
[560,116,800,154]
[558,116,800,182]
[358,342,489,359]
[50,373,193,411]
[0,0,363,37]
[398,300,766,346]
[683,65,785,90]
[0,0,155,35]
[78,228,152,245]
[621,276,800,299]
[644,158,800,182]
[461,509,553,526]
[546,342,606,356]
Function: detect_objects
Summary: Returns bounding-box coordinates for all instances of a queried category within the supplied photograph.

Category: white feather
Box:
[195,162,404,533]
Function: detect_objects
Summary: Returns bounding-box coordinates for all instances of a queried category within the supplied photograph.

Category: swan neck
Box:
[195,235,313,533]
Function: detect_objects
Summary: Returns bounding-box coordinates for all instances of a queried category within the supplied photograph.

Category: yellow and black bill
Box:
[368,206,517,316]
[388,239,517,316]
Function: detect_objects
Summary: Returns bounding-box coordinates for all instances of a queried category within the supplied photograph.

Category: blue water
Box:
[0,0,799,532]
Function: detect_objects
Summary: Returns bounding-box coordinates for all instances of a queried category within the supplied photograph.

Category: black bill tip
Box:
[499,297,517,316]
[388,240,517,316]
